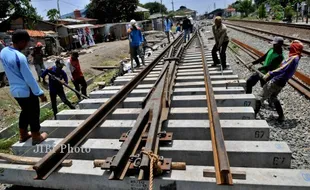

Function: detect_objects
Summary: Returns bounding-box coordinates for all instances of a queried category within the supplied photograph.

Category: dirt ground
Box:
[0,40,129,131]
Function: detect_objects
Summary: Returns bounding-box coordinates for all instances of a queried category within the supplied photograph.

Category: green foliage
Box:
[47,9,60,22]
[86,0,139,23]
[0,0,42,20]
[258,4,267,18]
[233,0,255,17]
[284,4,294,19]
[143,2,168,15]
[271,4,284,20]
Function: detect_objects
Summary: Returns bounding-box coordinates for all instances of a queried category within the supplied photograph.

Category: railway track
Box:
[227,19,310,30]
[229,38,310,99]
[0,29,310,189]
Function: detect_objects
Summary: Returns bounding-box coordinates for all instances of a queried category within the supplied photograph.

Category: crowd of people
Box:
[0,30,88,144]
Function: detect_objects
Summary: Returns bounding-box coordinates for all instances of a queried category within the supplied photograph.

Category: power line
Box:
[59,0,81,8]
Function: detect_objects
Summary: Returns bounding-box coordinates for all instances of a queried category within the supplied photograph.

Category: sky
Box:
[31,0,236,19]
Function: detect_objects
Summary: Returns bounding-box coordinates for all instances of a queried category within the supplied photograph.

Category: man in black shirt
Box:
[182,17,191,43]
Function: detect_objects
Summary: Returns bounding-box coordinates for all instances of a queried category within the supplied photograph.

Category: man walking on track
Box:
[246,37,284,94]
[0,30,48,145]
[255,40,304,121]
[128,19,145,68]
[32,42,45,83]
[42,59,75,120]
[164,16,174,43]
[182,17,191,43]
[212,16,229,69]
[67,51,87,100]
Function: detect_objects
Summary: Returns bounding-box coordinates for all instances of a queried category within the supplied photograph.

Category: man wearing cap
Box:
[246,36,285,94]
[212,16,229,69]
[32,42,45,83]
[67,51,88,100]
[42,59,75,119]
[128,19,145,68]
[255,40,304,121]
[0,30,48,145]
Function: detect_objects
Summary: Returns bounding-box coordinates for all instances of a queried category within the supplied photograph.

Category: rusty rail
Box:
[230,38,310,99]
[198,31,233,185]
[33,34,183,180]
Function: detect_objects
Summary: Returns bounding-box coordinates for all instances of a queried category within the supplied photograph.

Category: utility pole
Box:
[160,0,164,31]
[172,0,175,12]
[57,0,61,19]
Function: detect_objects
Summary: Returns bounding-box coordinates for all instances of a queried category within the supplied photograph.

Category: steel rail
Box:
[230,38,310,99]
[102,34,184,180]
[198,30,233,185]
[139,35,186,179]
[226,19,310,30]
[33,34,183,180]
[224,22,310,45]
[225,24,310,56]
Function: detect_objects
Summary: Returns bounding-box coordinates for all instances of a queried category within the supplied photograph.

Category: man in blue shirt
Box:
[128,20,144,68]
[42,59,75,120]
[0,30,48,145]
[164,16,174,43]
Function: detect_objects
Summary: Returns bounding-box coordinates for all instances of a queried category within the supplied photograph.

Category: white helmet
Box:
[130,19,137,26]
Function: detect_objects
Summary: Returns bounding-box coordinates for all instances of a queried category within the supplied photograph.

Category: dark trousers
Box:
[73,76,87,100]
[50,89,75,119]
[212,41,229,68]
[165,31,170,43]
[130,46,144,67]
[15,92,41,132]
[246,73,266,94]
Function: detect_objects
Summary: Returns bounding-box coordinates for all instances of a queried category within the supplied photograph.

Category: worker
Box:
[182,17,191,43]
[176,23,181,34]
[246,37,285,94]
[32,42,45,83]
[0,30,48,145]
[212,16,229,69]
[42,59,75,120]
[255,40,304,121]
[164,16,174,43]
[67,51,88,100]
[128,19,145,68]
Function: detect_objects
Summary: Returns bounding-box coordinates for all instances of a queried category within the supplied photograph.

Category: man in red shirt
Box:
[67,51,87,100]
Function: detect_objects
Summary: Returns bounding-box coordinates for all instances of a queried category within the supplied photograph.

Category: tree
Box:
[258,4,267,18]
[233,0,255,17]
[47,9,60,21]
[143,2,168,15]
[86,0,139,23]
[0,0,42,20]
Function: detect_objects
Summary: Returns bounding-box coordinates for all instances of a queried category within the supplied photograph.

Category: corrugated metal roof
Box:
[63,24,95,29]
[57,18,83,23]
[135,6,149,13]
[7,30,46,37]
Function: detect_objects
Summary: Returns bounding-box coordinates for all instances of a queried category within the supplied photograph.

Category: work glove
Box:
[262,74,270,81]
[39,94,47,102]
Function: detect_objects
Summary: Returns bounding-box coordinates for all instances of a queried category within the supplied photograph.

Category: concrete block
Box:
[171,95,256,108]
[79,97,144,109]
[90,89,150,98]
[176,75,239,82]
[114,77,156,85]
[103,84,153,90]
[176,70,233,76]
[175,80,246,88]
[0,162,309,190]
[169,107,255,120]
[40,119,269,141]
[12,139,291,168]
[173,87,244,95]
[56,108,141,120]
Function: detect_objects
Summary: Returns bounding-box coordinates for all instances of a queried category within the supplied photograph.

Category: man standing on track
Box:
[42,59,75,120]
[32,42,45,83]
[0,30,48,145]
[255,40,304,121]
[246,37,285,94]
[128,19,145,68]
[67,51,88,100]
[164,16,174,44]
[182,17,191,43]
[212,16,229,70]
